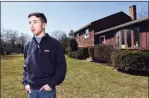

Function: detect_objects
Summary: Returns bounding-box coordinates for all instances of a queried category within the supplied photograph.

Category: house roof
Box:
[95,17,149,35]
[74,11,132,34]
[91,11,132,32]
[74,23,91,34]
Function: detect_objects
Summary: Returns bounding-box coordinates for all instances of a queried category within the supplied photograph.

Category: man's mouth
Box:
[31,29,36,32]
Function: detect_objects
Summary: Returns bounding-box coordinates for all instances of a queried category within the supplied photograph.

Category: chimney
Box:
[129,5,136,20]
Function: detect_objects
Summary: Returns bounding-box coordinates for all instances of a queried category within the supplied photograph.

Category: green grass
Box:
[1,55,148,98]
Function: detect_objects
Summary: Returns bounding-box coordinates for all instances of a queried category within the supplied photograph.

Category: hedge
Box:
[111,49,149,71]
[66,48,89,59]
[94,44,115,63]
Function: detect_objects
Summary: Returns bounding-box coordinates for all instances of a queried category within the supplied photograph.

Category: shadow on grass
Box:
[91,59,111,66]
[117,69,149,77]
[92,59,148,77]
[68,56,149,77]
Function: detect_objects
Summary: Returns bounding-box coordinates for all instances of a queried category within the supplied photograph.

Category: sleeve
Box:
[22,42,29,87]
[48,42,67,89]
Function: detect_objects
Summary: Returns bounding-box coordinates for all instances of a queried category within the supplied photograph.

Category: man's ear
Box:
[43,23,47,29]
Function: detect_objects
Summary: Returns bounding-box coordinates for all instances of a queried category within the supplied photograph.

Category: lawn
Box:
[1,55,148,98]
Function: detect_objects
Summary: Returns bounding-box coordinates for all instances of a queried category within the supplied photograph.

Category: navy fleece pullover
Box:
[22,33,67,90]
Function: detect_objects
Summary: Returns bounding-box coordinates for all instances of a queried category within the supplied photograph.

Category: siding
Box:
[147,32,149,48]
[77,31,94,48]
[140,32,147,48]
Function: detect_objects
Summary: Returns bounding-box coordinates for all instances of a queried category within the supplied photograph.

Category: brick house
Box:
[74,5,149,50]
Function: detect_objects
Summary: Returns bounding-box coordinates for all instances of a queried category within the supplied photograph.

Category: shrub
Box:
[94,44,115,63]
[88,47,94,60]
[111,49,149,71]
[79,48,89,58]
[68,38,78,51]
[66,47,71,55]
[67,48,89,59]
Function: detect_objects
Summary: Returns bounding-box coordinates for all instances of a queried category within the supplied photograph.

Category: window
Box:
[127,29,131,47]
[84,29,89,38]
[134,27,140,47]
[76,33,79,41]
[116,31,120,45]
[77,33,79,37]
[100,35,105,44]
[121,30,125,45]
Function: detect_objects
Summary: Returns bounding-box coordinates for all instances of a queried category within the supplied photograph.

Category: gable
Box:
[91,11,132,32]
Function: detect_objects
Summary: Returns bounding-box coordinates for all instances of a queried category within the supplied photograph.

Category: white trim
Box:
[100,35,105,44]
[84,29,90,39]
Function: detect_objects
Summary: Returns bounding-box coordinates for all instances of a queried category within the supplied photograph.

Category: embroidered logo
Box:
[44,49,50,52]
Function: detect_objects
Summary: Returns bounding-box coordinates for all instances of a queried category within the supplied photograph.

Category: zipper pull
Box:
[38,45,41,53]
[38,45,40,48]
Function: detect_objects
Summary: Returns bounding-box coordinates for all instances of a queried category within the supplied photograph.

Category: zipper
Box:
[38,45,40,48]
[38,45,41,53]
[33,37,41,54]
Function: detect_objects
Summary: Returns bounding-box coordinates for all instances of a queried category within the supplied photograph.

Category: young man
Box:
[22,12,67,98]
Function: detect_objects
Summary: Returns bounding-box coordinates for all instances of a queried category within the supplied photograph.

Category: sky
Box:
[1,2,148,37]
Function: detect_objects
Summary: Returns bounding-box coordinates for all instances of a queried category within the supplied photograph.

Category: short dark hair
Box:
[28,12,47,23]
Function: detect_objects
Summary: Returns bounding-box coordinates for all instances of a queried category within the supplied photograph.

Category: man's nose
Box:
[30,23,34,28]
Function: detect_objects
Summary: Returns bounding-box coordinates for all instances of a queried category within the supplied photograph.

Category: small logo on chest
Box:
[44,49,50,52]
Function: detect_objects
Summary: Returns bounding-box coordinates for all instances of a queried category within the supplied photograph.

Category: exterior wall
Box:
[139,21,149,49]
[140,32,147,49]
[147,32,149,48]
[76,31,94,48]
[131,29,135,49]
[95,26,148,50]
[104,37,116,45]
[96,31,116,46]
[104,33,116,46]
[75,18,148,50]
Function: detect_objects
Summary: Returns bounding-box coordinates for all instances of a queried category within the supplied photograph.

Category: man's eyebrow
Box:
[29,20,38,22]
[33,20,38,21]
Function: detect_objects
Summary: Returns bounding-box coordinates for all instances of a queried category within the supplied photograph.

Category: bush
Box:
[67,48,89,59]
[0,48,5,55]
[88,47,94,60]
[66,38,78,56]
[94,44,115,63]
[79,48,89,58]
[68,38,78,51]
[66,47,71,55]
[111,49,149,71]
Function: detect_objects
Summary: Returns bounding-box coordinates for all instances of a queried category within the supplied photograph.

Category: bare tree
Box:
[17,32,28,47]
[68,29,74,38]
[9,30,18,45]
[137,10,149,19]
[50,30,69,53]
[1,27,30,55]
[50,30,67,41]
[1,29,19,54]
[1,28,12,44]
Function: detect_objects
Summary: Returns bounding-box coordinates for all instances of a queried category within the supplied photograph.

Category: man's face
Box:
[29,16,46,36]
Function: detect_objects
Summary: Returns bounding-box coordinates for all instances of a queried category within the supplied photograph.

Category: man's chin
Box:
[32,32,39,36]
